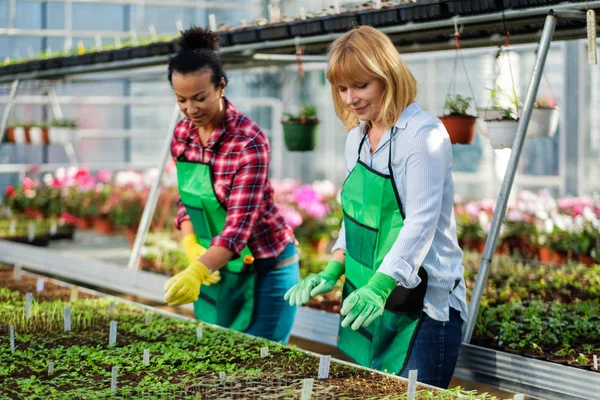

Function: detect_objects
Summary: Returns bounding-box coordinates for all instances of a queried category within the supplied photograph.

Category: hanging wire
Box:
[446,19,479,114]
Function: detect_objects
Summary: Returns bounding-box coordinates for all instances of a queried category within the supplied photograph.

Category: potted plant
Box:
[6,119,30,144]
[28,121,50,146]
[439,94,477,144]
[479,87,519,150]
[526,97,559,138]
[281,105,319,152]
[49,119,77,144]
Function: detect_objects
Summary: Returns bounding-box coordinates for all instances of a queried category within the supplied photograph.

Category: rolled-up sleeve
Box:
[211,137,269,256]
[377,124,447,288]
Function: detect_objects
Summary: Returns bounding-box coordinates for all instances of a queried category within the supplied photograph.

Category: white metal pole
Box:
[126,104,181,271]
[463,14,558,343]
[0,80,20,145]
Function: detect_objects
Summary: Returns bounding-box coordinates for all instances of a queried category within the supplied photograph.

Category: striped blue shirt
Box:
[332,102,468,323]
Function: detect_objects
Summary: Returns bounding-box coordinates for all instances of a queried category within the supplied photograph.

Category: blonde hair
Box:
[326,26,418,130]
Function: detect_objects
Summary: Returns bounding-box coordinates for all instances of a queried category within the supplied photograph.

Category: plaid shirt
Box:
[171,99,295,259]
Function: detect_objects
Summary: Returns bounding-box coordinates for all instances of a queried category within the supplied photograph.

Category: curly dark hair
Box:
[168,26,227,88]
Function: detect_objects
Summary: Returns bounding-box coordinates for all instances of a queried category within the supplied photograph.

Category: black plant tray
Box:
[322,13,358,33]
[448,0,505,15]
[258,24,291,41]
[6,235,50,247]
[93,51,113,64]
[289,18,325,37]
[399,0,449,22]
[44,57,66,70]
[131,45,152,58]
[111,48,133,61]
[148,41,175,56]
[219,32,231,47]
[230,27,260,45]
[503,0,567,7]
[0,64,17,75]
[25,60,42,73]
[13,63,31,74]
[357,7,400,27]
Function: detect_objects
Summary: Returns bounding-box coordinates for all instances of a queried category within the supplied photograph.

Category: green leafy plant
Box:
[443,94,473,116]
[282,105,319,124]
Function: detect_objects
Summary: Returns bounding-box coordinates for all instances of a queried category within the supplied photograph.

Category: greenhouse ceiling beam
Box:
[0,27,142,38]
[0,162,157,174]
[13,0,258,10]
[0,95,173,105]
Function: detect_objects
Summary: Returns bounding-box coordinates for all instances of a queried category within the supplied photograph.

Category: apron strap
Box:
[357,128,369,159]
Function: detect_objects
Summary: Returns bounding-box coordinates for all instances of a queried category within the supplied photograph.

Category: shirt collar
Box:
[394,102,421,130]
[183,97,235,148]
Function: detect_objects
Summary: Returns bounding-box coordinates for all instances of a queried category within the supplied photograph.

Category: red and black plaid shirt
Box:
[171,99,295,259]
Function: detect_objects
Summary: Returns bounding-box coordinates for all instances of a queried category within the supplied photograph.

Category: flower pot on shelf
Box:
[483,119,518,150]
[29,126,50,145]
[11,126,31,144]
[526,107,559,138]
[93,216,115,235]
[282,121,319,152]
[439,115,477,144]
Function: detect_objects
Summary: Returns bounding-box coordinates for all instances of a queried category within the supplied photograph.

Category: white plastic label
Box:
[145,314,152,325]
[407,369,418,400]
[48,362,54,376]
[588,10,598,65]
[148,25,158,41]
[260,347,269,358]
[594,355,598,370]
[64,307,71,332]
[115,36,122,49]
[318,355,331,379]
[109,321,118,346]
[143,349,150,365]
[513,395,525,400]
[9,325,15,353]
[209,14,217,32]
[50,222,57,236]
[301,378,314,400]
[25,293,32,318]
[196,326,203,340]
[299,8,306,20]
[375,0,382,9]
[109,302,115,313]
[28,223,35,242]
[70,286,79,302]
[219,372,226,384]
[9,220,16,235]
[36,279,44,293]
[13,265,21,281]
[111,366,118,393]
[95,35,102,51]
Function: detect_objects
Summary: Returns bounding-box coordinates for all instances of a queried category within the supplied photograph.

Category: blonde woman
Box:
[285,26,467,388]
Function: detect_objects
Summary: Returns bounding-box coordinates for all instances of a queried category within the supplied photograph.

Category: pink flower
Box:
[51,177,65,188]
[4,185,15,197]
[96,170,112,183]
[294,185,322,207]
[74,167,91,180]
[23,177,34,190]
[304,202,328,219]
[506,209,525,222]
[280,206,303,228]
[465,202,480,218]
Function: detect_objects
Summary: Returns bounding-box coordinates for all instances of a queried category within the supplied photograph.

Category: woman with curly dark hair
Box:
[163,27,299,343]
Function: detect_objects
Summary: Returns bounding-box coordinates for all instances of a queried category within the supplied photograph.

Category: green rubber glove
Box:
[284,260,344,307]
[340,272,397,331]
[163,260,212,306]
[181,233,220,285]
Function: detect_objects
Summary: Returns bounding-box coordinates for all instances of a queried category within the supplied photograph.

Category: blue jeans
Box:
[399,308,463,389]
[245,243,299,344]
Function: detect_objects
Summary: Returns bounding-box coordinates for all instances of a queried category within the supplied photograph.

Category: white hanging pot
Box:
[49,127,75,144]
[13,127,29,144]
[526,107,559,138]
[485,119,519,150]
[476,108,506,136]
[29,127,43,145]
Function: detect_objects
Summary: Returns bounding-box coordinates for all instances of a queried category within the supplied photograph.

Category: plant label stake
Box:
[513,395,525,400]
[196,326,202,340]
[28,223,35,242]
[145,314,152,325]
[25,293,32,318]
[64,37,72,52]
[95,35,102,51]
[9,220,16,236]
[299,7,306,20]
[333,0,340,14]
[594,355,598,370]
[260,347,269,358]
[45,47,52,58]
[375,0,382,9]
[9,325,15,353]
[49,221,57,236]
[36,279,44,293]
[148,25,158,42]
[318,355,331,380]
[176,20,184,33]
[111,366,118,393]
[130,30,138,46]
[241,19,247,27]
[13,264,21,281]
[143,349,150,366]
[70,286,79,302]
[587,10,597,65]
[48,361,54,376]
[209,14,217,32]
[301,378,314,400]
[219,372,226,384]
[109,321,118,347]
[407,370,417,400]
[64,307,71,332]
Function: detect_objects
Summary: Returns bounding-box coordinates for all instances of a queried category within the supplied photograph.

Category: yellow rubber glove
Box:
[181,233,221,285]
[164,260,211,306]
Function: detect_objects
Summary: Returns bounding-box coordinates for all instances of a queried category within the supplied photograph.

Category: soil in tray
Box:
[0,265,96,302]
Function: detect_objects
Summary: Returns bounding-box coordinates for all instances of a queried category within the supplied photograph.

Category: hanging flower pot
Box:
[282,105,319,152]
[439,94,477,144]
[526,105,559,138]
[485,119,519,150]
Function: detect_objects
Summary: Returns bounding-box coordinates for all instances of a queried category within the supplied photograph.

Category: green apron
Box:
[176,138,255,332]
[338,129,428,375]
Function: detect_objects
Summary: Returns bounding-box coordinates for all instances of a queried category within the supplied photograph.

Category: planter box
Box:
[92,51,113,64]
[111,48,133,61]
[485,119,518,149]
[148,41,175,56]
[230,27,260,45]
[448,0,504,15]
[357,7,401,27]
[130,45,152,58]
[258,24,291,41]
[45,56,66,70]
[398,1,449,22]
[322,13,358,33]
[25,60,42,73]
[289,18,325,37]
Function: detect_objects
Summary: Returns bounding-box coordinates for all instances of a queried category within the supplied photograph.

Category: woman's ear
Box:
[219,77,226,96]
